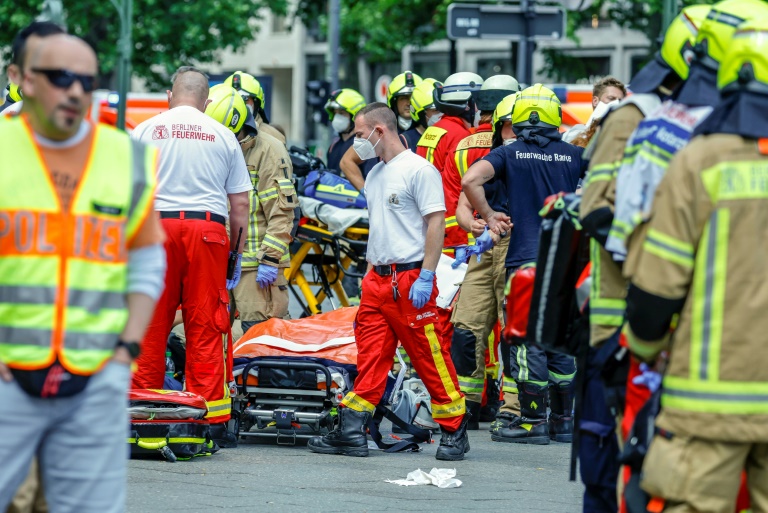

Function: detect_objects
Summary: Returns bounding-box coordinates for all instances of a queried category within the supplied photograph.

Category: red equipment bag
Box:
[502,263,536,344]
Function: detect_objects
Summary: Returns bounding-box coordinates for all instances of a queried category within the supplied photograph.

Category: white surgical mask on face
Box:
[473,110,482,127]
[353,128,380,161]
[503,138,516,146]
[397,115,411,131]
[427,113,443,127]
[332,115,351,134]
[245,103,254,116]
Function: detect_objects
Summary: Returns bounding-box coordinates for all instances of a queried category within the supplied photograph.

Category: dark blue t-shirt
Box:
[483,139,587,268]
[401,128,422,153]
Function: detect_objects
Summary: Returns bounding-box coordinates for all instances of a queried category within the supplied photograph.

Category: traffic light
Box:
[306,79,331,125]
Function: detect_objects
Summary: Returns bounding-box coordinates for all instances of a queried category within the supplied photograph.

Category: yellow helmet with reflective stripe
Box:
[224,71,265,107]
[511,84,562,128]
[694,0,768,71]
[718,20,768,92]
[387,71,423,107]
[324,88,367,120]
[492,93,517,135]
[660,5,712,80]
[410,78,439,123]
[6,83,22,102]
[205,84,247,133]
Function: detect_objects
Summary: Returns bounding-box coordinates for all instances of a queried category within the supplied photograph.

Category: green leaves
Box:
[1,0,288,90]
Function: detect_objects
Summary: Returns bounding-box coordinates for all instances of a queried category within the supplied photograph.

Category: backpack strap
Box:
[366,404,433,453]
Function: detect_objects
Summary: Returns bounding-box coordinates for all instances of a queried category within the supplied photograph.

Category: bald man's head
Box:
[168,66,210,111]
[22,35,98,140]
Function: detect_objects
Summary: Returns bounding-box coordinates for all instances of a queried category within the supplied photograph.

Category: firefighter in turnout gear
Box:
[624,21,768,510]
[225,71,285,145]
[446,77,518,428]
[206,85,297,333]
[463,84,586,445]
[402,78,441,150]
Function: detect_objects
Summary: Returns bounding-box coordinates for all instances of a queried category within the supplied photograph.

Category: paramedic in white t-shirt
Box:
[130,66,251,443]
[308,102,470,461]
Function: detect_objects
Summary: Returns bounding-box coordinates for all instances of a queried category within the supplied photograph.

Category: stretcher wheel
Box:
[159,445,177,462]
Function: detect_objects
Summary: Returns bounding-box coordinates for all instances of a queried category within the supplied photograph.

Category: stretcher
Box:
[285,197,369,317]
[231,308,358,445]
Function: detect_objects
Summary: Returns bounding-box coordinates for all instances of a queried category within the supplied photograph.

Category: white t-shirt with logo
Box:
[364,150,445,266]
[132,105,251,217]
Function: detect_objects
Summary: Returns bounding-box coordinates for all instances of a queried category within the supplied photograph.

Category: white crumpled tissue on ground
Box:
[385,468,462,488]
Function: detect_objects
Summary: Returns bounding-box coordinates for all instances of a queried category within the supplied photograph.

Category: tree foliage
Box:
[540,0,717,80]
[294,0,453,63]
[1,0,289,90]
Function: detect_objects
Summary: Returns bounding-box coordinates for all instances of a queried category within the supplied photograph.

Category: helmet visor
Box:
[629,53,674,94]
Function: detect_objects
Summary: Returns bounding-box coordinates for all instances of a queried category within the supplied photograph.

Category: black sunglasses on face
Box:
[31,68,96,93]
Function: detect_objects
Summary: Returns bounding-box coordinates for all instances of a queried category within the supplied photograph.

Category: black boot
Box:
[491,383,549,445]
[435,413,471,461]
[466,400,481,430]
[308,407,370,457]
[209,423,238,448]
[479,376,502,422]
[548,382,574,443]
[489,411,521,433]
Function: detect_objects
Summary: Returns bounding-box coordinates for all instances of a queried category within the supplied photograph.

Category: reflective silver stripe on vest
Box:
[67,289,126,314]
[0,326,52,346]
[63,331,117,350]
[700,211,718,381]
[0,285,56,305]
[665,387,768,403]
[129,141,148,219]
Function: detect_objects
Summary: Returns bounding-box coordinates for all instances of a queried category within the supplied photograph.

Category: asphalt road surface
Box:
[127,423,583,513]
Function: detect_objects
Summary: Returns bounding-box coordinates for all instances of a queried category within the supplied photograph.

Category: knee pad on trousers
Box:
[450,328,477,377]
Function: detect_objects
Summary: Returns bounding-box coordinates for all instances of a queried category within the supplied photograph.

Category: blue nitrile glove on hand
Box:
[409,269,436,309]
[451,246,471,269]
[226,253,242,290]
[631,362,662,393]
[467,228,495,262]
[257,263,279,288]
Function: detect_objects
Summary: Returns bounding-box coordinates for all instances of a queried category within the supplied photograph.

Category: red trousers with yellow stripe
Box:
[342,269,466,431]
[133,218,231,423]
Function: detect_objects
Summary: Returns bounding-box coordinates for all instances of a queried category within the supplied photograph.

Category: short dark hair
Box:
[356,102,396,132]
[593,76,626,99]
[11,21,66,68]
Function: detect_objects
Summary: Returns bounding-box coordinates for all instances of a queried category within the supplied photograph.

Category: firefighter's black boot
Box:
[209,423,238,448]
[479,376,502,422]
[548,382,574,443]
[308,407,370,457]
[435,412,471,461]
[466,400,481,430]
[491,383,549,445]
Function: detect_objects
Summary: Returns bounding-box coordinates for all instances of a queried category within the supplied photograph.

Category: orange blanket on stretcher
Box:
[234,307,358,366]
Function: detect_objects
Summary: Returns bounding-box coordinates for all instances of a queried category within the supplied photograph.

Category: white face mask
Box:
[353,128,380,161]
[473,110,482,128]
[332,115,351,134]
[503,138,516,146]
[427,113,443,127]
[245,103,254,116]
[397,115,411,131]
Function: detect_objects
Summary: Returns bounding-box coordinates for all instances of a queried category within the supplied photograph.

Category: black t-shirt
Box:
[483,139,587,268]
[401,128,422,153]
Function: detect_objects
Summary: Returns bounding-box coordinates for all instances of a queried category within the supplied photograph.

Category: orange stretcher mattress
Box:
[234,307,358,367]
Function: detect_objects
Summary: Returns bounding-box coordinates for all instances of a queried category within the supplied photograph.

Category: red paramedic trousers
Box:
[133,218,232,423]
[342,268,466,432]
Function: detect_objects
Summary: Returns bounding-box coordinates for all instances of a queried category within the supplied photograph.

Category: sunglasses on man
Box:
[31,68,97,93]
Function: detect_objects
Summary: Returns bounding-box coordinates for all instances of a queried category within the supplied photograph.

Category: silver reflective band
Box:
[0,285,56,305]
[0,326,52,347]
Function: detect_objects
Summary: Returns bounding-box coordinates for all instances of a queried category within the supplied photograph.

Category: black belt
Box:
[159,211,226,226]
[372,261,423,276]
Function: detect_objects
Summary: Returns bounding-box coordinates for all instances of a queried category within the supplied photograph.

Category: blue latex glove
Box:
[257,263,279,288]
[631,363,662,393]
[467,228,495,263]
[226,253,242,290]
[451,246,471,269]
[409,269,435,309]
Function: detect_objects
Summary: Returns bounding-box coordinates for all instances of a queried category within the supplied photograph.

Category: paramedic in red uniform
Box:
[308,103,470,461]
[131,66,251,447]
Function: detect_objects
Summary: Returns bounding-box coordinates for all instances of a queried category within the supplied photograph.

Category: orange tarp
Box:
[234,307,358,366]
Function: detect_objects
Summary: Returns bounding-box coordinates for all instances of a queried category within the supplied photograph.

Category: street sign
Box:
[447,3,566,41]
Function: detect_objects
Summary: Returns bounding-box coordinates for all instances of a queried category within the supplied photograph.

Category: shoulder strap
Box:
[366,404,434,453]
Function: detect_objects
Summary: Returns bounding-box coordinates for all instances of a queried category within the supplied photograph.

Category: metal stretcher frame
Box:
[285,221,368,317]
